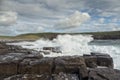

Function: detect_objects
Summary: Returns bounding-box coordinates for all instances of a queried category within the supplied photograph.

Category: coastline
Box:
[0,32,120,80]
[0,40,120,80]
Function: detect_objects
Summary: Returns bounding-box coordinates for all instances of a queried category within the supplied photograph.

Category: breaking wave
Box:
[90,45,120,69]
[8,34,120,69]
[9,34,93,57]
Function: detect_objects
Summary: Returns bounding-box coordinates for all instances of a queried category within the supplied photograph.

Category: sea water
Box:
[90,40,120,69]
[8,34,120,69]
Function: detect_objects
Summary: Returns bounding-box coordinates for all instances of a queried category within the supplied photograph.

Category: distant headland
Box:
[0,31,120,40]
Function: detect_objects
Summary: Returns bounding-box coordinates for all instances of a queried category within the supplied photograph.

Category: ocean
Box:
[90,40,120,69]
[8,34,120,69]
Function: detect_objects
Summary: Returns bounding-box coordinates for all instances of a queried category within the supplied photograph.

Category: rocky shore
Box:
[0,41,120,80]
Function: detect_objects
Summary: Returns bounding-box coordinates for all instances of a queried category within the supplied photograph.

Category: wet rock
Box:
[40,51,51,55]
[91,52,110,56]
[97,55,113,68]
[43,47,61,53]
[88,68,120,80]
[84,53,113,68]
[91,52,113,68]
[0,53,26,63]
[8,45,32,54]
[83,55,97,68]
[54,56,88,79]
[24,51,43,59]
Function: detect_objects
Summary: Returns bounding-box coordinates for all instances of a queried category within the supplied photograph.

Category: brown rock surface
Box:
[88,68,120,80]
[0,62,18,76]
[18,57,53,74]
[54,56,88,79]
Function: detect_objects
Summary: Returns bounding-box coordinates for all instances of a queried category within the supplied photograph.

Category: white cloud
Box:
[13,22,44,34]
[0,21,45,36]
[54,11,90,29]
[0,0,120,35]
[98,18,105,24]
[0,11,17,26]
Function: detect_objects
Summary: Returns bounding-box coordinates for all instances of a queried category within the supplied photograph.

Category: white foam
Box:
[7,34,120,69]
[90,45,120,69]
[8,34,93,57]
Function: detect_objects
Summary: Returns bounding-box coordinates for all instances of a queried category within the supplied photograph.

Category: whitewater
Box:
[8,34,120,69]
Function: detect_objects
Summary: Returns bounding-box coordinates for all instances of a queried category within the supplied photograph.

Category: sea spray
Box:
[90,45,120,69]
[8,34,93,57]
[7,35,120,69]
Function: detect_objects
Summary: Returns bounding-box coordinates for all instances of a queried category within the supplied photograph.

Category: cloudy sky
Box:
[0,0,120,36]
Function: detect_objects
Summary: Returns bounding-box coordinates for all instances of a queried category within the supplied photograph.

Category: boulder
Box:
[83,55,97,68]
[88,68,120,80]
[84,53,113,68]
[54,56,88,79]
[91,52,113,68]
[97,55,113,68]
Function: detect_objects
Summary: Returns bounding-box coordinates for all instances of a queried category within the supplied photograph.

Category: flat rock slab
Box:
[54,56,88,78]
[88,68,120,80]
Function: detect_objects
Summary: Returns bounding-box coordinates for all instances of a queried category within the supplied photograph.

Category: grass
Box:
[0,31,120,40]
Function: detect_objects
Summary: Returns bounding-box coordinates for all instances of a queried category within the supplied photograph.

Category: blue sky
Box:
[0,0,120,36]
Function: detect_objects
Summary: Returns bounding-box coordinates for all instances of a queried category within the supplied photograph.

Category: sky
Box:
[0,0,120,36]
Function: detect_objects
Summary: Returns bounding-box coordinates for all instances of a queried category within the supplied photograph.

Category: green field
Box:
[0,31,120,40]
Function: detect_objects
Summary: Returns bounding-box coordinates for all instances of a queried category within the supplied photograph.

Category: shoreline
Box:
[0,40,120,80]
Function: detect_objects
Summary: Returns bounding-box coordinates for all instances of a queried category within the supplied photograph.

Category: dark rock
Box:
[88,68,120,80]
[97,55,113,68]
[54,56,88,79]
[84,55,97,68]
[91,52,113,68]
[24,51,43,59]
[0,62,18,76]
[0,43,9,55]
[84,53,113,68]
[91,52,110,57]
[18,57,53,74]
[43,47,61,53]
[0,53,26,63]
[0,49,9,55]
